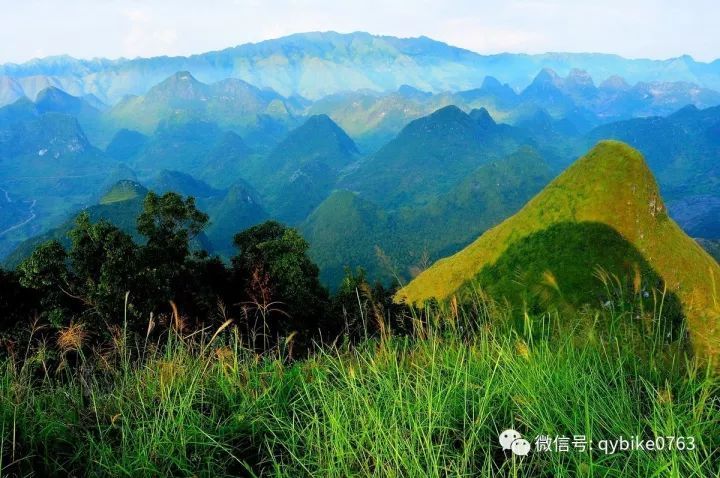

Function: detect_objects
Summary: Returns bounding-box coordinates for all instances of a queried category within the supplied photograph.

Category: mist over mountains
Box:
[2,32,720,104]
[1,31,719,287]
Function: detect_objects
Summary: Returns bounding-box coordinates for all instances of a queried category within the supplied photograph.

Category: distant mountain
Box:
[256,114,359,223]
[587,105,720,237]
[34,86,99,117]
[306,87,455,152]
[2,32,720,104]
[206,180,268,257]
[105,129,149,161]
[398,141,720,362]
[306,69,719,153]
[667,196,720,239]
[0,76,25,106]
[33,86,107,143]
[0,100,117,193]
[303,147,552,286]
[302,190,394,286]
[342,105,528,208]
[0,96,127,258]
[3,180,148,268]
[518,68,720,126]
[200,132,254,187]
[149,170,224,200]
[115,118,255,186]
[104,71,301,147]
[14,76,73,102]
[148,170,227,227]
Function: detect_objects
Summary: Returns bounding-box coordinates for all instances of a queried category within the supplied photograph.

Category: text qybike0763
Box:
[531,435,697,454]
[595,436,696,454]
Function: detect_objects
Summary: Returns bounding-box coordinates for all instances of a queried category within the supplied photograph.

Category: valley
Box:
[2,60,719,287]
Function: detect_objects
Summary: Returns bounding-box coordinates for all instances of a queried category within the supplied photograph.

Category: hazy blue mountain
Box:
[147,170,231,233]
[105,124,255,188]
[669,196,720,238]
[15,75,80,102]
[34,86,99,116]
[516,68,720,127]
[0,76,25,106]
[254,114,359,223]
[180,131,255,188]
[341,105,528,209]
[105,129,149,161]
[586,105,720,237]
[81,93,108,111]
[455,76,520,110]
[0,97,126,258]
[306,87,457,152]
[3,32,720,105]
[149,170,225,200]
[113,118,258,188]
[104,71,301,148]
[33,86,108,143]
[206,179,268,257]
[306,68,718,154]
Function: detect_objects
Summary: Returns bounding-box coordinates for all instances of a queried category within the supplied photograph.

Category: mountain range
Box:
[1,33,719,291]
[2,32,720,105]
[3,80,720,284]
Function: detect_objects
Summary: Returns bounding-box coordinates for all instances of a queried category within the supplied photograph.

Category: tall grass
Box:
[1,292,719,477]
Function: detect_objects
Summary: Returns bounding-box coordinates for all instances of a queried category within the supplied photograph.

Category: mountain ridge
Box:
[397,140,720,361]
[3,32,720,104]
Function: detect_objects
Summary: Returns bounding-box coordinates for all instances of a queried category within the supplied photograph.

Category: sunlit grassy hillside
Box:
[398,141,720,362]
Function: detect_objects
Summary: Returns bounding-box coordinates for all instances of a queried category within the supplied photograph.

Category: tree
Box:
[137,192,209,266]
[17,214,141,328]
[12,195,338,350]
[232,221,329,338]
[16,240,73,326]
[68,212,140,320]
[136,192,212,312]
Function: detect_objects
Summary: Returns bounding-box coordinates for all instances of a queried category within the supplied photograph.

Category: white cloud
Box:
[121,7,178,58]
[437,18,543,53]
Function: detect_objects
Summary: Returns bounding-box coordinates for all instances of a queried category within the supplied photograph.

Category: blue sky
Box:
[1,0,718,63]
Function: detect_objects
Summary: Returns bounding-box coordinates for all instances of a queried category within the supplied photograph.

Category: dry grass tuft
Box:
[57,322,88,353]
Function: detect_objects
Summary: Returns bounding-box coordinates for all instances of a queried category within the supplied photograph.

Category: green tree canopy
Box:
[232,221,329,336]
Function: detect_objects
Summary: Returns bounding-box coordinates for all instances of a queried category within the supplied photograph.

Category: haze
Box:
[1,0,718,64]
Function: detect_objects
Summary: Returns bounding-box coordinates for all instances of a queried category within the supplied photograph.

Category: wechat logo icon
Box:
[499,429,532,456]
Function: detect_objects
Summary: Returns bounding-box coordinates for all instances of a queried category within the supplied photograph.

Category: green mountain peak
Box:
[100,180,148,205]
[398,140,720,362]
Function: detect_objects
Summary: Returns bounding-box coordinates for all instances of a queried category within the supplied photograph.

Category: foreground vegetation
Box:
[1,185,719,476]
[2,291,718,477]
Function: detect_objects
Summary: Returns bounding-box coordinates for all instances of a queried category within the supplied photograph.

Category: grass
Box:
[398,141,720,362]
[1,292,719,477]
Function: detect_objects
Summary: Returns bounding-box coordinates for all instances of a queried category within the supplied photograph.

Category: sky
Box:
[1,0,718,64]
